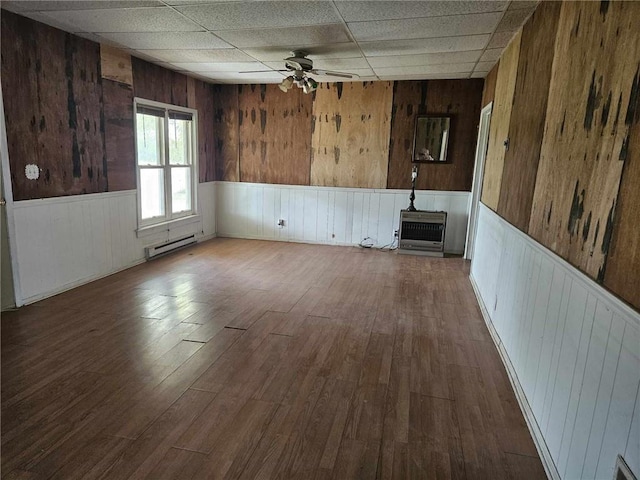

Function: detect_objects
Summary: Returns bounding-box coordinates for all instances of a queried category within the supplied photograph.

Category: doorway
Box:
[464,102,492,260]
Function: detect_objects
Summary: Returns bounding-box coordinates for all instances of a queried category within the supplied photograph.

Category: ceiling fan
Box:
[241,51,358,94]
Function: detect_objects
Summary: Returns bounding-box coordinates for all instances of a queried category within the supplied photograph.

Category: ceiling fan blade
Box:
[311,69,358,79]
[238,69,289,74]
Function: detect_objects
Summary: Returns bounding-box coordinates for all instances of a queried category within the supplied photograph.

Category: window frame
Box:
[133,97,199,229]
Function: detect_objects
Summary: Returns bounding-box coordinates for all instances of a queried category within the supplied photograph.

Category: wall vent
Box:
[614,455,637,480]
[145,235,196,259]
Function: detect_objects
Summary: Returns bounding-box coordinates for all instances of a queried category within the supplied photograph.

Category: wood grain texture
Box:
[497,1,561,231]
[99,44,132,86]
[103,79,135,191]
[238,84,313,185]
[481,31,522,211]
[212,85,239,182]
[528,1,640,282]
[1,238,545,479]
[603,89,640,310]
[482,62,500,108]
[131,56,188,108]
[387,80,482,191]
[194,80,215,183]
[1,11,107,200]
[311,82,393,189]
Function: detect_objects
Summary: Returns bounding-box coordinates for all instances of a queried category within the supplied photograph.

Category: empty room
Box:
[1,1,639,479]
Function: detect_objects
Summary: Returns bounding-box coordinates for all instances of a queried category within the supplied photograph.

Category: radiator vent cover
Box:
[145,235,196,259]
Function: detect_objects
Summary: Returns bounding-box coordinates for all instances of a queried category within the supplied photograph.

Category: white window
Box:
[134,98,198,228]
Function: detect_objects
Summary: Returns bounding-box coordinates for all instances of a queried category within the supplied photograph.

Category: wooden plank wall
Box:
[131,57,188,108]
[102,79,135,191]
[481,31,521,211]
[212,85,239,182]
[1,11,107,200]
[482,62,499,108]
[310,82,393,189]
[496,1,561,231]
[528,1,640,282]
[387,80,483,190]
[238,84,313,185]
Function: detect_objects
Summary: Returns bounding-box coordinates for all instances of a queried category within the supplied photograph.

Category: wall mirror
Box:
[413,115,451,162]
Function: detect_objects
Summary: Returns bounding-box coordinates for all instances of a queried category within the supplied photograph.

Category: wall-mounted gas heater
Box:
[398,210,447,257]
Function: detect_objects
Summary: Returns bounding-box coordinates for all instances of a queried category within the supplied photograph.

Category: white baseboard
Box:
[470,273,559,480]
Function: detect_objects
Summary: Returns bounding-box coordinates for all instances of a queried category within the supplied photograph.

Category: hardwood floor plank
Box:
[1,239,545,479]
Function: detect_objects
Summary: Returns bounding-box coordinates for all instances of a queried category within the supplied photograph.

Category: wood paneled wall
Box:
[212,85,239,182]
[238,84,313,185]
[310,81,393,189]
[215,79,482,191]
[529,1,640,282]
[1,10,216,200]
[387,80,483,191]
[1,11,107,200]
[497,1,561,231]
[481,31,521,211]
[483,0,640,311]
[482,63,499,108]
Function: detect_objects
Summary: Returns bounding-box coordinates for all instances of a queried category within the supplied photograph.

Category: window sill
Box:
[136,214,201,238]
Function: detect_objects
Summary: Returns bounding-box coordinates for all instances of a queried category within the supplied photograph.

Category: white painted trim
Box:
[12,189,136,209]
[470,273,559,480]
[0,80,24,306]
[479,203,640,328]
[465,102,492,260]
[136,214,201,238]
[217,232,394,250]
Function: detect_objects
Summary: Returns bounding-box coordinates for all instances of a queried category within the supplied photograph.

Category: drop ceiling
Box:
[2,0,538,84]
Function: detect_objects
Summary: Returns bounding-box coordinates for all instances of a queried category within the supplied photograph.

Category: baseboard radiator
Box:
[145,234,196,259]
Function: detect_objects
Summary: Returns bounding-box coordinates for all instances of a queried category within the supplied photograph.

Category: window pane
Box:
[140,169,165,219]
[168,118,191,165]
[171,167,192,214]
[136,114,163,166]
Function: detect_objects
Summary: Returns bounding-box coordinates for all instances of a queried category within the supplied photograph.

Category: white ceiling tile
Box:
[96,31,231,49]
[486,31,516,48]
[1,1,162,11]
[307,67,375,79]
[16,11,89,33]
[471,71,488,78]
[475,61,497,72]
[170,61,266,72]
[196,71,286,83]
[41,6,201,33]
[360,35,490,56]
[136,48,255,63]
[243,43,362,61]
[374,63,476,76]
[495,8,534,32]
[166,0,246,3]
[213,24,350,48]
[378,72,470,80]
[335,1,508,22]
[265,57,370,71]
[479,48,503,62]
[367,50,481,68]
[348,12,502,42]
[176,1,341,30]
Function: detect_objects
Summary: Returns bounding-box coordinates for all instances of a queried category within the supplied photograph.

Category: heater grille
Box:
[398,210,447,256]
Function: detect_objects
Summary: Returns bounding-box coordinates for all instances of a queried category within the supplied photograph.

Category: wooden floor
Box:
[1,239,545,480]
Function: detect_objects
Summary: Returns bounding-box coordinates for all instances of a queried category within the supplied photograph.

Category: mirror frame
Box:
[412,114,452,163]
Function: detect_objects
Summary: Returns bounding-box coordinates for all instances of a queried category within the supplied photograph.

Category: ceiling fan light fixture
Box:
[279,75,294,92]
[302,77,318,94]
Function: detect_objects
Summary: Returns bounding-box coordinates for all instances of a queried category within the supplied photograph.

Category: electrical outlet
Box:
[277,219,285,227]
[394,229,399,238]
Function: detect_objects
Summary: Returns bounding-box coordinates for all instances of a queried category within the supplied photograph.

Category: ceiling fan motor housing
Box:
[285,55,314,72]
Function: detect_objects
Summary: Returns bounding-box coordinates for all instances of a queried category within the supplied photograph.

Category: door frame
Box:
[1,82,23,307]
[464,102,492,260]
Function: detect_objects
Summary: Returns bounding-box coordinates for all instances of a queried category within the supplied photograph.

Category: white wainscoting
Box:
[12,181,216,305]
[470,203,640,480]
[216,181,470,253]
